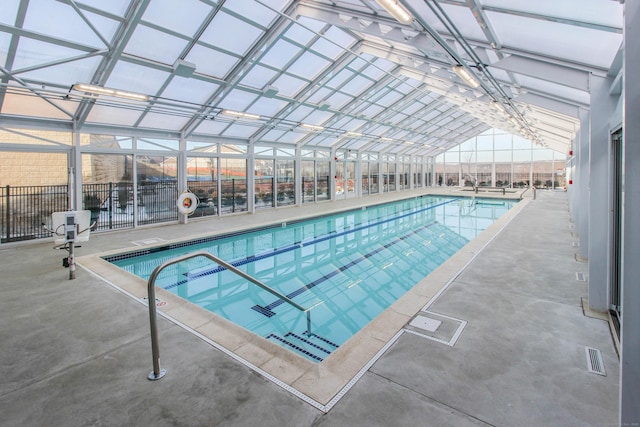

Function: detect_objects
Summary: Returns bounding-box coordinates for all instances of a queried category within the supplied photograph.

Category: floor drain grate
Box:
[576,272,587,282]
[585,347,606,376]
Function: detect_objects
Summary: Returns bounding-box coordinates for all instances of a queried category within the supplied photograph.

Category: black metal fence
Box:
[1,182,179,243]
[1,185,69,242]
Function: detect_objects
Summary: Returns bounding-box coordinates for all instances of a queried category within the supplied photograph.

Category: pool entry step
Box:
[266,331,339,362]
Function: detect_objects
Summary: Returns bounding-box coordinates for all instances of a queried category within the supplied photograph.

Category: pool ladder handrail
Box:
[146,250,313,381]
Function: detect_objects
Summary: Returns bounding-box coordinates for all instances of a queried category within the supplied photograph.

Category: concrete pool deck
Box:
[0,188,619,426]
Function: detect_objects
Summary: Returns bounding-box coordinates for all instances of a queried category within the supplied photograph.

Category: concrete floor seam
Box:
[368,370,497,427]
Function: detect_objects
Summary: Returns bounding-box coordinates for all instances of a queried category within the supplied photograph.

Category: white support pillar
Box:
[587,74,618,312]
[621,1,640,423]
[577,109,590,260]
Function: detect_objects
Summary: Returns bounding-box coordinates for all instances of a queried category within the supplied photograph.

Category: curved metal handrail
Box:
[146,250,312,380]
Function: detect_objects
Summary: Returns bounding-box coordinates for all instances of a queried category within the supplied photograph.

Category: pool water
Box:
[107,196,514,362]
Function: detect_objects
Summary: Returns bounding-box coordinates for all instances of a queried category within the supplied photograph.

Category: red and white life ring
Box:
[176,192,198,215]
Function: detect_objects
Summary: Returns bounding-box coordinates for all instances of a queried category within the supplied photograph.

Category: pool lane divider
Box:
[251,220,439,317]
[167,198,457,292]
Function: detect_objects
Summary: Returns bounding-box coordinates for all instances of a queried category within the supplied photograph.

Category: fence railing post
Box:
[5,185,10,242]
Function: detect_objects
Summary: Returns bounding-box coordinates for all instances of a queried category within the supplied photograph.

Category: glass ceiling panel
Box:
[304,87,332,105]
[1,1,19,25]
[76,0,131,17]
[106,62,171,96]
[376,91,404,107]
[287,51,331,80]
[160,77,220,106]
[217,89,259,111]
[138,112,189,133]
[272,74,307,98]
[1,94,71,120]
[480,0,623,28]
[282,105,315,122]
[488,12,622,69]
[270,130,307,144]
[284,21,321,46]
[223,0,279,27]
[12,38,87,71]
[85,105,143,127]
[125,25,189,64]
[517,75,590,106]
[438,2,489,42]
[325,69,354,90]
[222,123,260,138]
[185,45,239,79]
[259,39,302,69]
[324,91,354,110]
[19,56,101,87]
[199,11,264,56]
[246,98,289,117]
[342,74,374,95]
[239,65,279,89]
[0,33,10,64]
[142,0,213,37]
[24,0,106,48]
[194,119,230,135]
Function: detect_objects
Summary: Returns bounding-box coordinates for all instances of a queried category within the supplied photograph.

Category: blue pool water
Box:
[106,195,515,362]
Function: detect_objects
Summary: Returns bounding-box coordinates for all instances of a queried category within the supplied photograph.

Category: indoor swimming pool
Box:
[105,195,515,362]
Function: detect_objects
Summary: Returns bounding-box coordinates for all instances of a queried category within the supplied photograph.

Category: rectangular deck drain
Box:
[585,347,606,376]
[576,272,587,282]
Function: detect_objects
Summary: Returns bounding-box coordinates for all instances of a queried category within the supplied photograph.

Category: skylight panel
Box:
[259,39,302,69]
[287,52,331,80]
[186,45,239,79]
[1,92,72,120]
[323,25,357,50]
[222,124,259,138]
[285,20,321,46]
[324,91,354,110]
[217,89,259,112]
[224,0,279,27]
[342,74,375,95]
[160,77,220,106]
[85,105,142,127]
[376,91,404,107]
[238,65,279,90]
[11,38,88,71]
[271,74,307,98]
[75,0,131,17]
[199,11,264,56]
[24,0,105,48]
[125,25,189,64]
[304,87,332,105]
[325,69,354,90]
[488,11,622,69]
[247,98,289,117]
[0,1,19,25]
[309,34,350,61]
[106,62,171,97]
[482,0,622,28]
[19,56,102,87]
[142,0,213,37]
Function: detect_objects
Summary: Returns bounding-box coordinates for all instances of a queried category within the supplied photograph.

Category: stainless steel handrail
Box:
[146,250,312,380]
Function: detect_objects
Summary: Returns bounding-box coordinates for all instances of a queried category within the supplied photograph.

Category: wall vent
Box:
[585,347,606,376]
[576,272,587,282]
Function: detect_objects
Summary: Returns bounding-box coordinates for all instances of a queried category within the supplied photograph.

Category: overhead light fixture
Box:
[345,131,363,137]
[452,65,480,88]
[300,123,324,132]
[72,83,149,101]
[374,0,414,24]
[490,100,506,113]
[221,109,261,120]
[380,137,394,142]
